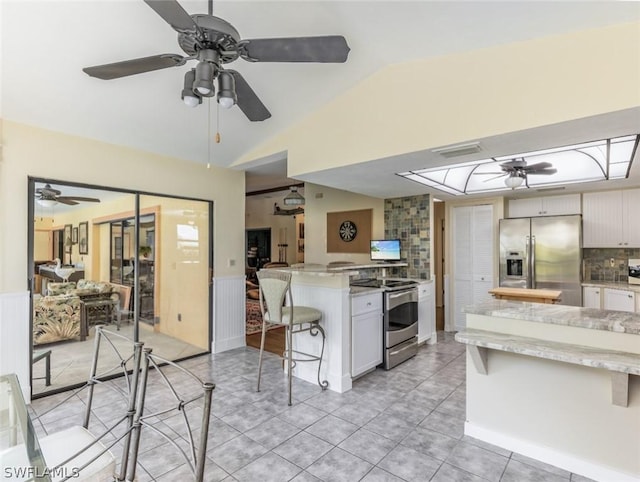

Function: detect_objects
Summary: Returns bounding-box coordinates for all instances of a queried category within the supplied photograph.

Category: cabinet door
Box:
[418,282,435,344]
[582,191,623,248]
[541,194,581,216]
[622,189,640,247]
[582,287,601,309]
[352,311,383,377]
[603,288,635,313]
[508,198,541,218]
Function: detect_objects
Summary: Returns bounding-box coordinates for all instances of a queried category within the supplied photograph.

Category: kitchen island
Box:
[456,300,640,482]
[270,264,434,393]
[274,265,358,393]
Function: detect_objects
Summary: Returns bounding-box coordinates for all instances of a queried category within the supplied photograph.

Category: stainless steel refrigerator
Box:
[499,215,582,306]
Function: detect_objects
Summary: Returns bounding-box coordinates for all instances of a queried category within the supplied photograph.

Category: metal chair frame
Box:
[32,326,143,481]
[255,269,328,406]
[125,349,214,482]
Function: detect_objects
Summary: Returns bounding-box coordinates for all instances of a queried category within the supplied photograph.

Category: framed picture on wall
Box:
[64,224,72,254]
[72,227,78,244]
[78,221,89,255]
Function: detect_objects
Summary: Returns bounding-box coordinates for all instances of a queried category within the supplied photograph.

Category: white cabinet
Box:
[583,189,640,248]
[418,281,435,344]
[582,286,602,309]
[508,194,581,218]
[603,288,636,313]
[452,204,494,331]
[351,292,383,377]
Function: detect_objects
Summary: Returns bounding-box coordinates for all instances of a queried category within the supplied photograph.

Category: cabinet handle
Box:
[628,295,633,299]
[619,242,623,246]
[366,302,372,306]
[595,291,599,294]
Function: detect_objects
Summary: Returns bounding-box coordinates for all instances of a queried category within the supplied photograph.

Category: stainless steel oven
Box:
[383,286,418,369]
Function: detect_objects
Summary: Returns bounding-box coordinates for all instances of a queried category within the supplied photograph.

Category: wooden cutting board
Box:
[488,287,562,304]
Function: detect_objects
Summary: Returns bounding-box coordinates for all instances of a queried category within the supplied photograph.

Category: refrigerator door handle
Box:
[525,235,531,289]
[531,235,536,289]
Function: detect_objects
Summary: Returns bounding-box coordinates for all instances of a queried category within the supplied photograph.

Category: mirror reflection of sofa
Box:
[33,280,120,345]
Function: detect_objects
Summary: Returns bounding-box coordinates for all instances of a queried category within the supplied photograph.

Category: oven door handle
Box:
[389,341,417,357]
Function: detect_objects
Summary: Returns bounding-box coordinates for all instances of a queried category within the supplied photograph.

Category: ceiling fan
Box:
[82,0,351,121]
[35,184,101,206]
[475,158,557,188]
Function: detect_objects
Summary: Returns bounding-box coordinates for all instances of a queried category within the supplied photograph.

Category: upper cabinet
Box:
[583,189,640,248]
[508,194,581,218]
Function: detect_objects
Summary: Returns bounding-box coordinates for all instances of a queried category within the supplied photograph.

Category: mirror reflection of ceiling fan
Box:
[35,184,101,207]
[82,0,350,121]
[475,158,557,188]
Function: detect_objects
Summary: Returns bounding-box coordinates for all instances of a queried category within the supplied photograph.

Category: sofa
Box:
[34,280,119,345]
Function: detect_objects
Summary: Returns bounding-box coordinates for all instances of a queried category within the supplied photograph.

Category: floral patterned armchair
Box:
[33,294,83,345]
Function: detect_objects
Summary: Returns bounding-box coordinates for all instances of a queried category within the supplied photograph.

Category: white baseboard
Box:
[212,335,245,354]
[465,422,640,482]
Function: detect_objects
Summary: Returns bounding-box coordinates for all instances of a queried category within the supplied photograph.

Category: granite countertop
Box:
[455,328,640,375]
[350,286,385,296]
[582,281,640,294]
[272,266,359,277]
[463,300,640,335]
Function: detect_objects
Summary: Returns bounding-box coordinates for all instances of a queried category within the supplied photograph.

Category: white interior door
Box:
[451,204,495,331]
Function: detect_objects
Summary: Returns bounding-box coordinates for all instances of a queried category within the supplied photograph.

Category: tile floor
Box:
[32,322,206,395]
[29,332,595,481]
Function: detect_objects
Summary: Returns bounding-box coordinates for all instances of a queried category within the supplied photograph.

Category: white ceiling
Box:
[3,1,640,197]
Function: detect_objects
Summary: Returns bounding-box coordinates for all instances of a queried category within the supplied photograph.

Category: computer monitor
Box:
[370,239,401,261]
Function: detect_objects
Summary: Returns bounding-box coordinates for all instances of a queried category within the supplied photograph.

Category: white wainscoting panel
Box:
[0,291,30,400]
[211,276,246,354]
[290,284,352,393]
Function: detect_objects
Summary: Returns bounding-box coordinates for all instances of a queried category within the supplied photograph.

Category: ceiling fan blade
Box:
[57,198,79,206]
[143,0,201,34]
[528,168,558,176]
[83,54,185,80]
[57,196,101,203]
[523,162,553,172]
[472,172,504,175]
[239,36,350,63]
[228,70,271,121]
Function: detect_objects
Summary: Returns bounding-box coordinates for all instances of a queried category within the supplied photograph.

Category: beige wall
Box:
[302,183,385,265]
[236,22,640,176]
[0,121,245,296]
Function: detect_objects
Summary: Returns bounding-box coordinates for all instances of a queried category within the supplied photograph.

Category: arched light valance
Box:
[397,135,639,195]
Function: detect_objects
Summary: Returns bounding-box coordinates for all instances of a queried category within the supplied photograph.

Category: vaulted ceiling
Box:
[3,1,639,196]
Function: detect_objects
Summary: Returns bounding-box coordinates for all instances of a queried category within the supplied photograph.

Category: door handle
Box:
[531,236,536,289]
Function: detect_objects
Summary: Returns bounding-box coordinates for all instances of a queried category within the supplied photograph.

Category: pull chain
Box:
[215,101,221,144]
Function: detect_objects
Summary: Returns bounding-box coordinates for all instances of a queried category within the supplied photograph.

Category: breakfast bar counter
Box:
[456,300,640,481]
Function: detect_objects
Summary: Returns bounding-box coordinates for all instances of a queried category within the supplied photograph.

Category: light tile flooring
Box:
[29,332,595,481]
[32,323,206,395]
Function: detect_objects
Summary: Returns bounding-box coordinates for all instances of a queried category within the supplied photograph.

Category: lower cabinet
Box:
[351,292,383,378]
[603,288,636,313]
[582,287,602,309]
[418,281,436,344]
[583,286,637,313]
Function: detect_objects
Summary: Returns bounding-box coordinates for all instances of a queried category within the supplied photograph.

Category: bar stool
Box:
[256,269,328,405]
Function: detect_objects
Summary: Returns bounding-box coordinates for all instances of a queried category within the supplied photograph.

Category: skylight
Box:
[397,135,639,196]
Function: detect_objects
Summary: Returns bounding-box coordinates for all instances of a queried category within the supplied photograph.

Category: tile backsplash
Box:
[583,248,640,282]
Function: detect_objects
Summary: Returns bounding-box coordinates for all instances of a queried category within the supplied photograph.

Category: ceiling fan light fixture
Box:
[194,61,215,96]
[217,71,237,109]
[181,69,202,107]
[37,198,58,208]
[504,173,525,189]
[283,186,305,206]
